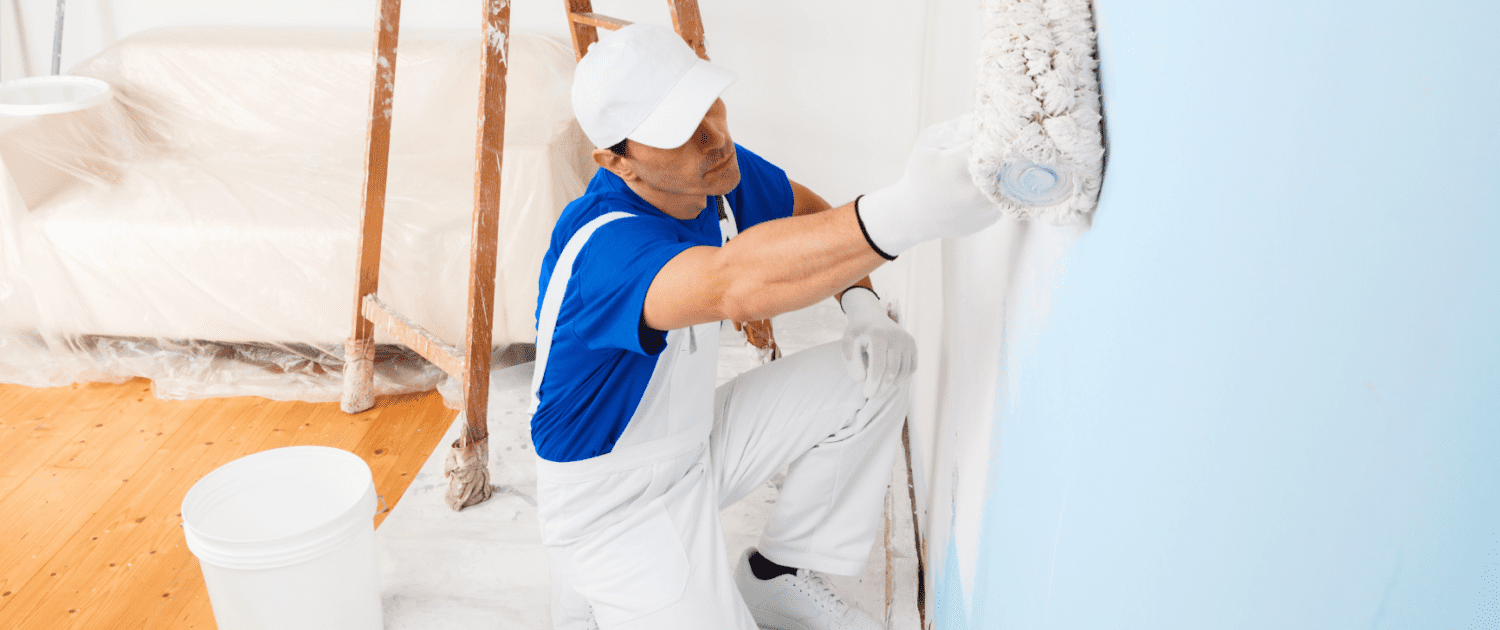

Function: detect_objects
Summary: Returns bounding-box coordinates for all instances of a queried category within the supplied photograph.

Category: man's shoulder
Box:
[549,189,686,265]
[559,192,644,225]
[555,184,652,239]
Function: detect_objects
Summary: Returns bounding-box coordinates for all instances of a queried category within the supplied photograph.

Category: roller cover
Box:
[970,0,1105,224]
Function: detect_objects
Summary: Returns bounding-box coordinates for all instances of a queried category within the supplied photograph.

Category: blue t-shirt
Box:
[531,144,795,462]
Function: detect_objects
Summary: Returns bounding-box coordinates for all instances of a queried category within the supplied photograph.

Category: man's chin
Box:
[707,167,742,196]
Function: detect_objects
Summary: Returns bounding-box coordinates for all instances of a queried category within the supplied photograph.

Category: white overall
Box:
[533,199,911,630]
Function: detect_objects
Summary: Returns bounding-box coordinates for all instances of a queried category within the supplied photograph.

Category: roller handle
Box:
[50,0,64,75]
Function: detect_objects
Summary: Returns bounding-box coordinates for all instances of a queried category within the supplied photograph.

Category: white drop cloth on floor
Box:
[376,299,917,629]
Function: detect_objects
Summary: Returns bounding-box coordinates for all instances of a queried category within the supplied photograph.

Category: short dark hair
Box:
[608,138,629,157]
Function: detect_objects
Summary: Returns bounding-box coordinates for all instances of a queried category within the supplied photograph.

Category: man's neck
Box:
[625,179,708,220]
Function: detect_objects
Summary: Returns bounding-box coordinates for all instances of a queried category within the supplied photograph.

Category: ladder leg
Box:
[665,0,708,59]
[739,318,782,361]
[462,0,510,444]
[564,0,597,62]
[443,0,512,511]
[342,0,403,415]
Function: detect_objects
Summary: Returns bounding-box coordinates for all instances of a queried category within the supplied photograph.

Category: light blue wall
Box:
[940,1,1500,627]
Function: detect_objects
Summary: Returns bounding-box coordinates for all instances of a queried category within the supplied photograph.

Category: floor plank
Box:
[0,378,454,630]
[9,398,252,629]
[0,382,138,504]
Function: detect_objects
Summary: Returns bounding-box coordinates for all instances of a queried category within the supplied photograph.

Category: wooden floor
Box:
[0,378,456,630]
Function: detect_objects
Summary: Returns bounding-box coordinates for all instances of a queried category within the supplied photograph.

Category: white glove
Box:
[858,113,1000,257]
[840,287,917,399]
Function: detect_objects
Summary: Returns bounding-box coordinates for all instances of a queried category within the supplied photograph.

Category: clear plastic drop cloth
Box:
[0,27,594,403]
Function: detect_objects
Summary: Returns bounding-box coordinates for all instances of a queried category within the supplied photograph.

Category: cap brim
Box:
[627,59,737,150]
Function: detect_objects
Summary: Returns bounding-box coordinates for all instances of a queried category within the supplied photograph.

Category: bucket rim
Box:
[181,445,373,547]
[184,483,376,570]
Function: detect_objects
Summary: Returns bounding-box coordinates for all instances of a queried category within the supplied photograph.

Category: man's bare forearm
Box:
[643,195,889,331]
[789,181,876,307]
[714,201,886,322]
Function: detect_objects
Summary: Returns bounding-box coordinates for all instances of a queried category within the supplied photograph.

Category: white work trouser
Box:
[538,341,911,630]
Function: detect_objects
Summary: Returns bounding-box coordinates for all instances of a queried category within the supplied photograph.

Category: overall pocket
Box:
[569,497,690,626]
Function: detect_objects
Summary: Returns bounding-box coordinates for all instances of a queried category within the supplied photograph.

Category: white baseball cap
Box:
[572,23,737,150]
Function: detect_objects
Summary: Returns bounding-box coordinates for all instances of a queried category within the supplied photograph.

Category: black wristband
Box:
[838,285,880,313]
[853,195,897,261]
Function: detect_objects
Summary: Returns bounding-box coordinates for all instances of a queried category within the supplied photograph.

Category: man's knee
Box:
[801,341,915,405]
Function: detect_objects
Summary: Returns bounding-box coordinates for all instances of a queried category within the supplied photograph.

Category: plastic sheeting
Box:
[0,28,594,403]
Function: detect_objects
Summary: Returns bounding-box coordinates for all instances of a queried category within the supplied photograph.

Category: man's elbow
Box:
[719,280,773,323]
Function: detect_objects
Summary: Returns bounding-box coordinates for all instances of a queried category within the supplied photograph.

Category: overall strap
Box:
[529,211,636,414]
[716,195,739,244]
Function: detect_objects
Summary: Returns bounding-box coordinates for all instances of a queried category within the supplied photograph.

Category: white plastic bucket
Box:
[182,446,383,630]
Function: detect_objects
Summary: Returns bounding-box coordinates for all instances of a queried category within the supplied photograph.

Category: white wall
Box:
[1,0,969,205]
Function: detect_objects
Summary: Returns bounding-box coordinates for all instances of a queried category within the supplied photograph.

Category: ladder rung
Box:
[569,12,632,31]
[362,294,467,378]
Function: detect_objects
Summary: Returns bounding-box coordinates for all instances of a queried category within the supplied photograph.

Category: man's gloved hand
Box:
[858,113,1000,257]
[840,287,916,399]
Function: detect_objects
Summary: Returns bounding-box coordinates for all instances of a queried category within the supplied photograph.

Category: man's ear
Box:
[592,148,635,182]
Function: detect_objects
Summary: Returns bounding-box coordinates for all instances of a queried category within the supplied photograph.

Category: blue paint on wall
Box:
[937,529,970,630]
[941,1,1500,627]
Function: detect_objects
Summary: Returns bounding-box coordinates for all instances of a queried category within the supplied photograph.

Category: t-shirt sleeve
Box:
[568,216,697,356]
[725,144,795,230]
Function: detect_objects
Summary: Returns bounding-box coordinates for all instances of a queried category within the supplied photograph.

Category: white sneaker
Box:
[734,548,883,630]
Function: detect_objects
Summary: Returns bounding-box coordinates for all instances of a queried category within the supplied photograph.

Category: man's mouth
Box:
[705,149,735,174]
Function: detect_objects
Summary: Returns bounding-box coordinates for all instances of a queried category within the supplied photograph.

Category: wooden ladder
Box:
[341,0,511,508]
[562,0,780,358]
[564,0,707,61]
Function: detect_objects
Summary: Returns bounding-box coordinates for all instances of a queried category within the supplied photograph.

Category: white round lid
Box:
[0,75,113,117]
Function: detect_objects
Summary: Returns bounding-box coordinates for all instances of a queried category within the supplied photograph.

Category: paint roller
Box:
[970,0,1105,224]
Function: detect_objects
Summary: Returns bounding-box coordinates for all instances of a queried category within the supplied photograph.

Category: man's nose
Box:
[697,119,728,151]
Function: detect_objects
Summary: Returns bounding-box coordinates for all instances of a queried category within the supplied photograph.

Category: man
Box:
[531,23,997,630]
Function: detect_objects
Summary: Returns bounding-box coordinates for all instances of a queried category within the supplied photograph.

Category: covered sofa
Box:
[0,28,594,402]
